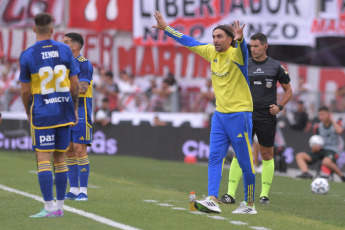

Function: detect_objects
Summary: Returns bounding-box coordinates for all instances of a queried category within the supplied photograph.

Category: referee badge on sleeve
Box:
[266,82,272,88]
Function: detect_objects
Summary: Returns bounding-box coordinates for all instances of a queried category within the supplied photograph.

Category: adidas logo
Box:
[237,133,243,138]
[80,168,87,172]
[206,201,217,206]
[79,136,84,140]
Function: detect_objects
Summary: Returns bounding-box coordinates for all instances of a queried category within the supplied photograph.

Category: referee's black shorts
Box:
[252,109,277,147]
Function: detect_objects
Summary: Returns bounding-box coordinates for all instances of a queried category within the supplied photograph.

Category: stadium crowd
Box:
[1,52,345,128]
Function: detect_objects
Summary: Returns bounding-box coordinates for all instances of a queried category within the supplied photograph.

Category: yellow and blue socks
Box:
[54,162,68,203]
[66,157,79,195]
[260,159,274,198]
[78,156,90,195]
[227,158,243,198]
[38,161,54,211]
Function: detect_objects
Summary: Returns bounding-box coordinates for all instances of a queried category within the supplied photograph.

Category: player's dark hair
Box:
[213,25,236,47]
[318,106,329,112]
[34,13,53,34]
[102,98,109,103]
[250,33,267,45]
[64,32,84,50]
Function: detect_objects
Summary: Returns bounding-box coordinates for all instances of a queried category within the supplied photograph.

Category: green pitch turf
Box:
[0,151,344,230]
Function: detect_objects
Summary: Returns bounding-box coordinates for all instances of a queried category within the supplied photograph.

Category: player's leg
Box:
[221,155,240,204]
[255,118,276,204]
[195,111,229,213]
[258,145,274,204]
[71,123,92,201]
[52,150,68,215]
[223,128,260,204]
[226,112,256,214]
[53,125,71,214]
[65,140,79,200]
[295,152,314,178]
[74,143,90,201]
[321,152,345,181]
[30,128,63,218]
[34,151,55,214]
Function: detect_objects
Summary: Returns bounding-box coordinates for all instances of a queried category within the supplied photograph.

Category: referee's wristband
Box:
[278,105,284,111]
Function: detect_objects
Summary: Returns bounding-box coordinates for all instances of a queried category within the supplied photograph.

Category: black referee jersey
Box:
[248,57,290,110]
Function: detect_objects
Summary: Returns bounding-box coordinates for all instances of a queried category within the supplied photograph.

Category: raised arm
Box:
[152,11,213,61]
[231,20,248,64]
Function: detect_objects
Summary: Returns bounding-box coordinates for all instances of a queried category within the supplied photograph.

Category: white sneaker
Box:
[194,196,221,213]
[232,201,257,214]
[255,164,263,173]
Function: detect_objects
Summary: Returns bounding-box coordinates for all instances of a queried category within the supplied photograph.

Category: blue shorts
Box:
[31,125,70,152]
[208,111,255,202]
[70,122,92,146]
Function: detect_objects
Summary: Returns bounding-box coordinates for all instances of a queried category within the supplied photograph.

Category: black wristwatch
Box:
[278,105,284,111]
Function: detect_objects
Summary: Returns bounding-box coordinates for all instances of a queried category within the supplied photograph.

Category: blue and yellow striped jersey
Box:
[165,26,253,113]
[19,39,80,129]
[74,55,93,128]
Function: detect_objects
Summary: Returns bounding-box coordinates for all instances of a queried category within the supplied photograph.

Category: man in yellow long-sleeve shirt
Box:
[153,11,256,214]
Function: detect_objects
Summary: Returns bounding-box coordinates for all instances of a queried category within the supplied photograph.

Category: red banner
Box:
[69,0,132,31]
[0,0,65,28]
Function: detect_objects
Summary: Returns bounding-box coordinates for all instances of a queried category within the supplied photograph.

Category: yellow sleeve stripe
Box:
[165,26,183,38]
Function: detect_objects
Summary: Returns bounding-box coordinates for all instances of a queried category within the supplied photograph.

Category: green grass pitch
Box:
[0,151,344,230]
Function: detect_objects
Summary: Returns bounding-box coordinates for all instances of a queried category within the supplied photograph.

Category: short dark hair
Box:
[318,106,329,112]
[105,71,113,78]
[102,98,109,103]
[64,32,84,50]
[250,33,267,45]
[213,25,236,47]
[34,13,53,34]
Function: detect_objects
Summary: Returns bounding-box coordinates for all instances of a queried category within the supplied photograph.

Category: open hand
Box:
[151,11,167,30]
[230,20,245,41]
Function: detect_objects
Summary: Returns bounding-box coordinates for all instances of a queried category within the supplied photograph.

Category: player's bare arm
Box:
[330,114,344,134]
[152,11,167,30]
[70,75,79,126]
[79,81,89,94]
[230,20,245,41]
[20,82,32,123]
[269,82,292,115]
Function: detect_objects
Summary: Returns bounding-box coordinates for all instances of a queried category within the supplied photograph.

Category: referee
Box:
[221,33,293,205]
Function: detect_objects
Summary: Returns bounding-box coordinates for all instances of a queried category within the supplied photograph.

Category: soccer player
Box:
[153,11,256,214]
[221,33,292,205]
[296,106,345,181]
[63,33,93,201]
[19,13,79,217]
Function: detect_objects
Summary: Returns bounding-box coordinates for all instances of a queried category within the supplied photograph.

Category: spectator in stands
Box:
[153,115,167,126]
[119,93,149,112]
[290,101,311,132]
[8,61,23,111]
[149,79,173,112]
[93,67,107,110]
[0,112,2,125]
[97,71,119,111]
[295,106,345,181]
[0,69,11,111]
[192,79,215,113]
[94,98,111,126]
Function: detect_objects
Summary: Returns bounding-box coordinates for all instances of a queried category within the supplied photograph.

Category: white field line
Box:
[143,199,271,229]
[0,184,141,230]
